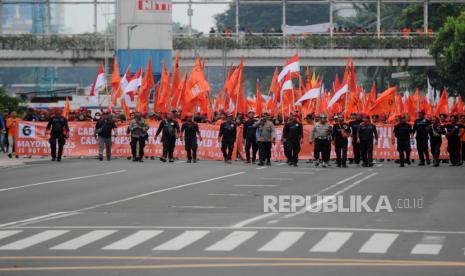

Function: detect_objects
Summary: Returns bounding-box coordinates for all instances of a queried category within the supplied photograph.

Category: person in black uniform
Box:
[349,113,362,165]
[412,111,431,166]
[444,115,465,166]
[282,112,304,167]
[180,113,202,163]
[393,115,413,167]
[155,112,180,163]
[357,115,378,167]
[429,116,445,167]
[218,113,237,164]
[46,109,69,162]
[242,111,258,164]
[332,115,351,168]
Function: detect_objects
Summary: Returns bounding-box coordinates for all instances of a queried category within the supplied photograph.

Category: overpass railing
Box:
[173,33,435,50]
[0,34,114,51]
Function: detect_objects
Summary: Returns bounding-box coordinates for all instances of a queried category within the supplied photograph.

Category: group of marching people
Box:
[5,107,465,167]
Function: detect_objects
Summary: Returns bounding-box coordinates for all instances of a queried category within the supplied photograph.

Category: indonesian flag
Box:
[295,85,321,105]
[280,72,293,103]
[123,68,142,105]
[327,83,349,108]
[278,53,299,83]
[89,65,106,103]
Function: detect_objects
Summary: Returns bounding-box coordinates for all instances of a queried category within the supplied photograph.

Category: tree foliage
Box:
[430,11,465,96]
[0,88,23,112]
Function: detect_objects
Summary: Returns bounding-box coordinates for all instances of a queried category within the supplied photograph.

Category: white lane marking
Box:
[284,173,377,219]
[175,161,186,164]
[358,233,398,253]
[15,226,465,235]
[51,230,116,250]
[234,184,279,187]
[277,163,286,166]
[208,193,251,197]
[377,164,383,167]
[310,232,353,252]
[75,172,246,212]
[267,220,279,224]
[153,231,209,251]
[310,172,364,196]
[367,168,374,171]
[0,231,22,241]
[102,230,163,250]
[205,231,257,251]
[279,171,314,175]
[0,170,126,192]
[170,206,225,209]
[260,177,293,181]
[0,212,70,228]
[0,230,69,250]
[258,231,304,252]
[411,235,445,255]
[256,167,268,170]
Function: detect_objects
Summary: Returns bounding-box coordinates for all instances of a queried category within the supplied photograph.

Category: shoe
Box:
[315,162,319,167]
[361,163,368,167]
[244,160,251,164]
[266,161,271,166]
[418,162,425,166]
[51,157,56,162]
[127,157,132,160]
[306,160,313,163]
[150,157,155,160]
[159,157,167,162]
[321,162,327,168]
[293,163,298,167]
[400,164,405,167]
[187,159,192,163]
[107,157,111,161]
[56,158,61,162]
[426,160,431,165]
[132,157,138,162]
[227,160,232,164]
[433,163,439,167]
[193,159,197,163]
[258,162,264,166]
[8,153,12,159]
[98,156,103,161]
[368,163,374,167]
[337,164,341,168]
[252,160,256,164]
[169,159,175,163]
[406,160,411,165]
[139,159,144,162]
[342,163,347,168]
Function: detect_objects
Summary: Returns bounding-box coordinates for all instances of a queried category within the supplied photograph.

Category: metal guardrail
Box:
[0,34,114,51]
[173,33,436,50]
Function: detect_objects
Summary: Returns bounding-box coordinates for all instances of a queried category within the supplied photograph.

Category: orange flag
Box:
[110,58,120,106]
[434,87,449,116]
[137,58,154,113]
[184,58,210,106]
[269,67,280,116]
[63,96,70,119]
[121,98,131,120]
[174,72,187,110]
[157,64,171,113]
[369,87,397,116]
[224,59,243,102]
[170,52,180,109]
[256,79,263,116]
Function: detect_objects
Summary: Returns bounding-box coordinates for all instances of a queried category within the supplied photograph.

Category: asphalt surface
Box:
[0,156,464,275]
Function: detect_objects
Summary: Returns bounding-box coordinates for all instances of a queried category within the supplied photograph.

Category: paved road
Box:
[0,157,464,275]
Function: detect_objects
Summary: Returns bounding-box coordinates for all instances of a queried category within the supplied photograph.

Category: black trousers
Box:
[185,140,198,160]
[258,141,272,163]
[221,140,235,161]
[360,140,374,165]
[130,136,146,159]
[244,138,258,162]
[416,137,430,163]
[352,141,361,164]
[335,140,348,166]
[162,137,176,159]
[397,139,411,166]
[447,139,461,165]
[285,140,301,164]
[430,139,442,162]
[314,139,331,162]
[49,135,66,159]
[462,142,465,162]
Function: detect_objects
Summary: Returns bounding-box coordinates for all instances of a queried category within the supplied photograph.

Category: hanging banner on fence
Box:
[15,121,450,160]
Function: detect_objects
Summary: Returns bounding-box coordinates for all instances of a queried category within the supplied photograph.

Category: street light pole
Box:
[127,24,138,69]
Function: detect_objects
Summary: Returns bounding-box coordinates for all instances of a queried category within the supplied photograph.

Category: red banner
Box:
[15,121,451,160]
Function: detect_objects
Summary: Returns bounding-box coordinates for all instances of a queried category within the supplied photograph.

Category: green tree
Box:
[0,88,23,112]
[430,11,465,96]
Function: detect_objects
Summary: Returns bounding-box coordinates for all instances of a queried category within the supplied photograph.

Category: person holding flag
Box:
[46,109,69,162]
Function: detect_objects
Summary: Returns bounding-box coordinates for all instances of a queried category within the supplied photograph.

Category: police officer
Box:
[254,112,276,166]
[332,115,351,168]
[429,116,445,167]
[180,113,202,163]
[412,111,431,166]
[242,111,258,164]
[310,114,332,168]
[218,113,237,164]
[444,115,465,166]
[357,115,378,167]
[46,109,69,162]
[349,113,362,165]
[393,115,412,167]
[282,112,304,167]
[127,112,149,162]
[155,112,180,163]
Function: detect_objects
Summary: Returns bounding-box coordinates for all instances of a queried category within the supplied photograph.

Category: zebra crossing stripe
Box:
[205,231,257,251]
[310,232,353,253]
[0,230,68,250]
[411,235,444,255]
[51,230,116,250]
[153,231,209,251]
[258,231,304,252]
[0,231,22,241]
[102,230,163,250]
[358,233,398,253]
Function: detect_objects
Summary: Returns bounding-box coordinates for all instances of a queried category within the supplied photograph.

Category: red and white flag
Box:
[327,82,348,108]
[295,84,321,105]
[89,65,107,103]
[123,68,142,105]
[278,53,299,83]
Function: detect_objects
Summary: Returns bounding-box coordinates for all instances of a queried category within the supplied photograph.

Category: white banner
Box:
[282,23,330,35]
